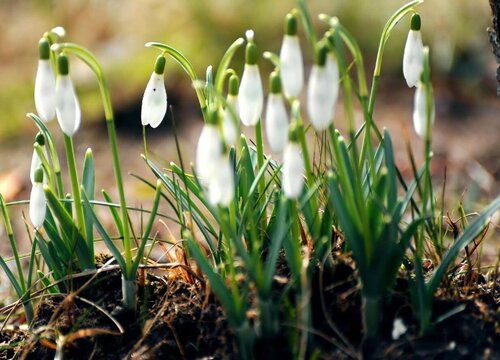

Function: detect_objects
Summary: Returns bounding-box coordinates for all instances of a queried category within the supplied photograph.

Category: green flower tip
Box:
[410,13,421,31]
[154,55,166,75]
[34,166,44,184]
[288,122,300,142]
[228,74,239,96]
[269,71,282,94]
[57,54,69,76]
[206,106,219,125]
[35,132,45,146]
[245,41,258,65]
[284,13,298,36]
[38,38,51,60]
[315,42,328,67]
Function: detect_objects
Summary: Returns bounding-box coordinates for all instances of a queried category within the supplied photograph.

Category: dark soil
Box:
[0,255,498,359]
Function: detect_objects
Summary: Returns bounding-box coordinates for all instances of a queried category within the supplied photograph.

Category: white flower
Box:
[195,123,223,181]
[29,168,46,229]
[265,88,288,153]
[35,60,56,122]
[222,94,239,146]
[307,66,335,131]
[413,81,435,137]
[30,149,42,185]
[208,154,234,207]
[282,142,304,199]
[55,74,81,137]
[141,72,167,128]
[391,318,407,340]
[326,52,340,102]
[403,14,424,87]
[280,35,304,99]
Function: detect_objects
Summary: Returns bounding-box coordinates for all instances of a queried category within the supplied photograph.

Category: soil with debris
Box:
[0,254,498,360]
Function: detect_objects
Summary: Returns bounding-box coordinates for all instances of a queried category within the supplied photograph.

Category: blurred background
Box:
[0,0,498,259]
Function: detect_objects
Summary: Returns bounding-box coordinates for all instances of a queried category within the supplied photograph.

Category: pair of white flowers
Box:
[34,38,81,137]
[403,13,435,138]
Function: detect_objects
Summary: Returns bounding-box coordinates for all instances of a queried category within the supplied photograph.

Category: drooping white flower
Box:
[222,75,240,146]
[238,30,263,127]
[34,39,56,122]
[413,81,435,138]
[29,167,46,229]
[403,14,424,88]
[282,127,304,199]
[55,54,81,137]
[195,117,223,182]
[265,72,288,153]
[279,13,303,99]
[307,45,337,131]
[141,55,168,128]
[208,153,234,207]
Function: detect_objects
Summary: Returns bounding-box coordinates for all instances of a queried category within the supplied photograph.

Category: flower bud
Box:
[412,81,435,137]
[239,30,263,127]
[403,14,424,88]
[29,167,46,228]
[279,13,304,98]
[265,72,288,153]
[282,125,304,199]
[34,38,56,122]
[141,55,168,128]
[55,54,81,136]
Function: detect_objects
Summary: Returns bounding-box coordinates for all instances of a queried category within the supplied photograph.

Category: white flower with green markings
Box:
[282,125,304,199]
[403,14,424,88]
[141,55,168,128]
[265,71,288,153]
[238,30,263,127]
[34,38,56,122]
[55,54,81,136]
[279,13,303,99]
[222,75,240,146]
[29,166,46,229]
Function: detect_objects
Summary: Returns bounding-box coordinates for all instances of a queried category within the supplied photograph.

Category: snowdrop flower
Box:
[238,30,263,127]
[222,74,240,146]
[279,13,304,99]
[55,54,81,137]
[282,124,304,199]
[391,318,407,340]
[30,133,46,184]
[195,109,223,182]
[403,14,424,88]
[413,80,435,138]
[34,38,56,122]
[307,44,338,131]
[141,55,168,128]
[208,151,234,207]
[29,166,46,229]
[265,71,288,153]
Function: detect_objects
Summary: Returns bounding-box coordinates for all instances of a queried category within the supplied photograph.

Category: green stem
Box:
[362,295,383,338]
[121,274,136,310]
[63,135,86,240]
[255,120,266,237]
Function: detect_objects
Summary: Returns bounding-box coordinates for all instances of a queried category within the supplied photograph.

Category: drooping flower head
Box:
[403,14,424,88]
[222,74,240,146]
[238,30,263,127]
[34,38,56,122]
[196,106,223,182]
[280,12,304,99]
[282,122,304,199]
[141,55,168,128]
[55,54,81,137]
[307,42,338,131]
[265,71,289,153]
[30,132,46,185]
[29,166,46,229]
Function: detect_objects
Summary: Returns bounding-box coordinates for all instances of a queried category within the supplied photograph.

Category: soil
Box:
[0,254,498,360]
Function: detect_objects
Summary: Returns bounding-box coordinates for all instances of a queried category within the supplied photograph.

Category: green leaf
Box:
[383,129,397,211]
[82,149,95,258]
[101,190,124,238]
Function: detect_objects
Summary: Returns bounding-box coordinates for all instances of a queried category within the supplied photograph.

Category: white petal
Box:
[34,60,56,122]
[283,143,304,199]
[208,156,234,207]
[55,75,81,136]
[280,36,304,98]
[30,149,42,184]
[238,64,263,127]
[413,82,435,137]
[222,94,239,146]
[265,94,288,153]
[141,72,167,128]
[307,65,337,131]
[403,30,424,88]
[196,124,223,182]
[29,184,46,228]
